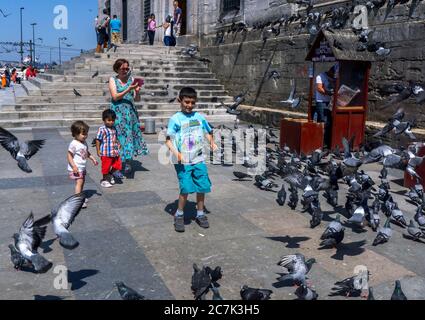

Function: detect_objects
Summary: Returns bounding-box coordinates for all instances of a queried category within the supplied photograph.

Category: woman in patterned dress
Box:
[108,59,149,174]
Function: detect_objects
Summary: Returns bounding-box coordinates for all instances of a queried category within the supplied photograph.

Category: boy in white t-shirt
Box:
[67,121,98,208]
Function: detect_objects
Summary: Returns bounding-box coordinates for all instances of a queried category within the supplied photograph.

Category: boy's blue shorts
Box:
[174,162,211,194]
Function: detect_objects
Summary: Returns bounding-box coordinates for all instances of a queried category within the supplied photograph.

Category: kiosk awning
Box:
[305,29,376,62]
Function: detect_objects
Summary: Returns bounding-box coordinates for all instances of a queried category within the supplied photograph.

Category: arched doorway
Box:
[175,0,187,36]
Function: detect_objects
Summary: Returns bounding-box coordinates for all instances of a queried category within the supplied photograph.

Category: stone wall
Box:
[200,2,425,127]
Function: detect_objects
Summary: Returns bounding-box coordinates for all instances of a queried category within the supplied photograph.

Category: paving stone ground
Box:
[1,125,425,300]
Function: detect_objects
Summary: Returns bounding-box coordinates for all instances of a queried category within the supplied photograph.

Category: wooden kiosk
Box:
[281,30,374,153]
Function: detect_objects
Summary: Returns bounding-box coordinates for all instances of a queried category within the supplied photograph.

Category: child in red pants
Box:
[95,109,122,188]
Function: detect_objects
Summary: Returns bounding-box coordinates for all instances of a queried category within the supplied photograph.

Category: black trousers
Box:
[148,31,155,45]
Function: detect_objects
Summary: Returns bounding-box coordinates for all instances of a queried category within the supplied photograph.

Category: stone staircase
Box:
[0,44,236,129]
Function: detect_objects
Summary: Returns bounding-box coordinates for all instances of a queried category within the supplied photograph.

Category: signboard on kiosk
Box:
[311,40,336,62]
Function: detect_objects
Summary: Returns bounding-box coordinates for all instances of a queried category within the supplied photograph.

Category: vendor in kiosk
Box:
[314,65,337,147]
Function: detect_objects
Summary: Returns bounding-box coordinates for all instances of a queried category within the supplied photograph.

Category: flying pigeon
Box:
[51,193,86,249]
[391,280,407,300]
[13,212,52,273]
[277,253,316,285]
[240,286,273,300]
[91,71,99,78]
[280,79,301,108]
[0,127,45,173]
[73,88,82,96]
[268,70,281,81]
[115,282,145,300]
[0,9,12,17]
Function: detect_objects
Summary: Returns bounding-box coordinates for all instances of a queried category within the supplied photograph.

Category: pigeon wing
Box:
[52,193,86,227]
[0,127,20,158]
[23,140,45,160]
[19,212,47,252]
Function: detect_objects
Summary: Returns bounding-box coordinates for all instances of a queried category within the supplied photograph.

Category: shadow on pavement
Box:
[68,269,100,291]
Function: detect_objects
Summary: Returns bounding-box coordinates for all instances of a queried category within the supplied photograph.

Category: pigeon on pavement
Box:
[240,285,273,300]
[13,212,52,273]
[391,280,407,300]
[115,281,146,300]
[277,253,316,285]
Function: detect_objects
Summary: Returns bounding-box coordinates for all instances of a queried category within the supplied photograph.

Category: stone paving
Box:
[1,125,425,300]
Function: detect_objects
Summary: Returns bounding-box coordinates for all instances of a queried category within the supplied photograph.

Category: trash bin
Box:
[144,118,156,134]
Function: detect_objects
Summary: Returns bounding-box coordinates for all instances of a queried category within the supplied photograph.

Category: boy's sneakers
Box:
[101,180,113,188]
[112,171,124,179]
[195,215,210,229]
[174,215,185,233]
[82,198,88,209]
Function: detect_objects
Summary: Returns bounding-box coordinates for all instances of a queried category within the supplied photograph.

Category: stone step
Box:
[36,74,220,85]
[138,66,209,73]
[32,83,224,93]
[14,92,231,103]
[20,80,41,96]
[0,114,236,129]
[140,72,216,79]
[0,108,230,120]
[8,102,230,112]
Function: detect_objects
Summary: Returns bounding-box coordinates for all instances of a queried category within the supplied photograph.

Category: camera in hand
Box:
[132,78,144,87]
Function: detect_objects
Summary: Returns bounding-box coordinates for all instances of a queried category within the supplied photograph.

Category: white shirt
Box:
[165,25,172,37]
[315,72,333,103]
[67,140,89,172]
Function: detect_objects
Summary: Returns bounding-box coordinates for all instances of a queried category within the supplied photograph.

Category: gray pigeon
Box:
[9,244,30,270]
[295,284,318,300]
[414,205,425,227]
[329,274,365,297]
[373,218,392,246]
[391,280,407,300]
[240,285,273,300]
[13,212,52,273]
[277,253,316,285]
[349,206,366,226]
[276,184,287,206]
[115,281,145,300]
[280,79,301,108]
[73,88,82,96]
[320,214,345,247]
[51,193,86,249]
[407,219,425,241]
[368,287,375,300]
[191,264,212,300]
[0,127,45,173]
[390,204,407,227]
[368,198,381,232]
